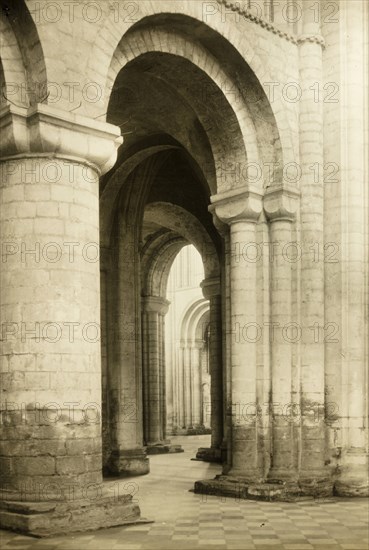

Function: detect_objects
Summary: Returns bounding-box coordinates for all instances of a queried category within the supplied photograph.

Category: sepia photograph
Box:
[0,0,368,548]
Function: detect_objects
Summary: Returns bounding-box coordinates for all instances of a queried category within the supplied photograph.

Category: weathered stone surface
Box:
[146,444,184,455]
[194,447,223,464]
[107,449,150,477]
[0,493,146,537]
[0,2,368,539]
[194,476,333,502]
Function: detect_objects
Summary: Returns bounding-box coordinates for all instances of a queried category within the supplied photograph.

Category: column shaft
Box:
[141,296,179,454]
[0,158,102,500]
[159,313,167,440]
[209,294,223,449]
[229,220,260,478]
[145,310,161,444]
[267,220,295,481]
[0,104,141,535]
[298,4,330,493]
[184,347,192,429]
[108,220,148,476]
[191,346,201,426]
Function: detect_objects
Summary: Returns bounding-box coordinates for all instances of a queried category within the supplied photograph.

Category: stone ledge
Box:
[0,492,150,537]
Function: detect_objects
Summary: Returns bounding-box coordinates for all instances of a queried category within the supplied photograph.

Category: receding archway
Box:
[99,10,284,483]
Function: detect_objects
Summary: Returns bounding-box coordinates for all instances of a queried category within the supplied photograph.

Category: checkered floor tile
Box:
[1,436,368,549]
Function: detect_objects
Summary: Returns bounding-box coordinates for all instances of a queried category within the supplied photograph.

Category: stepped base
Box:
[107,449,150,476]
[146,443,184,455]
[171,427,211,436]
[186,427,212,435]
[194,475,333,502]
[334,477,369,497]
[193,447,223,463]
[0,486,150,537]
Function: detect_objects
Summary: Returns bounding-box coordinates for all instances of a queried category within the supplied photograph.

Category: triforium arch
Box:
[1,0,368,538]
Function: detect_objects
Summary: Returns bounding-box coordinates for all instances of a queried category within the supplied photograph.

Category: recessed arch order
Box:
[97,12,294,197]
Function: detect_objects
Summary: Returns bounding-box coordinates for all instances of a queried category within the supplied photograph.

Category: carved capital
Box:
[201,277,221,300]
[210,187,263,226]
[211,211,229,238]
[263,186,300,223]
[142,296,170,316]
[0,104,122,175]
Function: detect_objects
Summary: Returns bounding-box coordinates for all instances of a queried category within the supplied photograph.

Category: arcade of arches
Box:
[0,0,368,537]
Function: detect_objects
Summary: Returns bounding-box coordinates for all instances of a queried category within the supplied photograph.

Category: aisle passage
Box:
[1,436,368,550]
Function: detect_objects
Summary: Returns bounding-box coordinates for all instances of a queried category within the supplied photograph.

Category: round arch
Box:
[144,202,220,279]
[180,299,210,344]
[83,6,296,178]
[141,231,187,298]
[94,12,292,198]
[0,0,47,108]
[195,309,211,343]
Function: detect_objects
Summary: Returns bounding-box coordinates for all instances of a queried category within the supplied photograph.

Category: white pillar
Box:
[264,187,299,482]
[141,296,170,447]
[201,278,223,451]
[212,188,263,480]
[0,104,141,534]
[298,3,331,495]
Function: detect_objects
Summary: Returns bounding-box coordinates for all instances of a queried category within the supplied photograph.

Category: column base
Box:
[267,468,298,484]
[170,426,212,436]
[0,489,150,537]
[194,473,334,502]
[107,449,150,476]
[298,469,334,498]
[146,443,184,455]
[334,477,369,497]
[194,447,223,463]
[334,451,369,496]
[186,426,212,435]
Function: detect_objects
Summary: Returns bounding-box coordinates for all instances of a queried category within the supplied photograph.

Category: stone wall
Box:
[0,0,368,536]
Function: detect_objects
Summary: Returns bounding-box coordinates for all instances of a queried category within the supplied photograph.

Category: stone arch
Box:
[180,299,210,343]
[144,202,219,279]
[105,28,260,191]
[195,309,211,343]
[0,0,47,108]
[83,6,296,179]
[92,12,297,197]
[101,141,189,247]
[141,230,187,298]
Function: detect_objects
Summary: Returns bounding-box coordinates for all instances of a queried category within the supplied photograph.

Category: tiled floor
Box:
[1,436,368,550]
